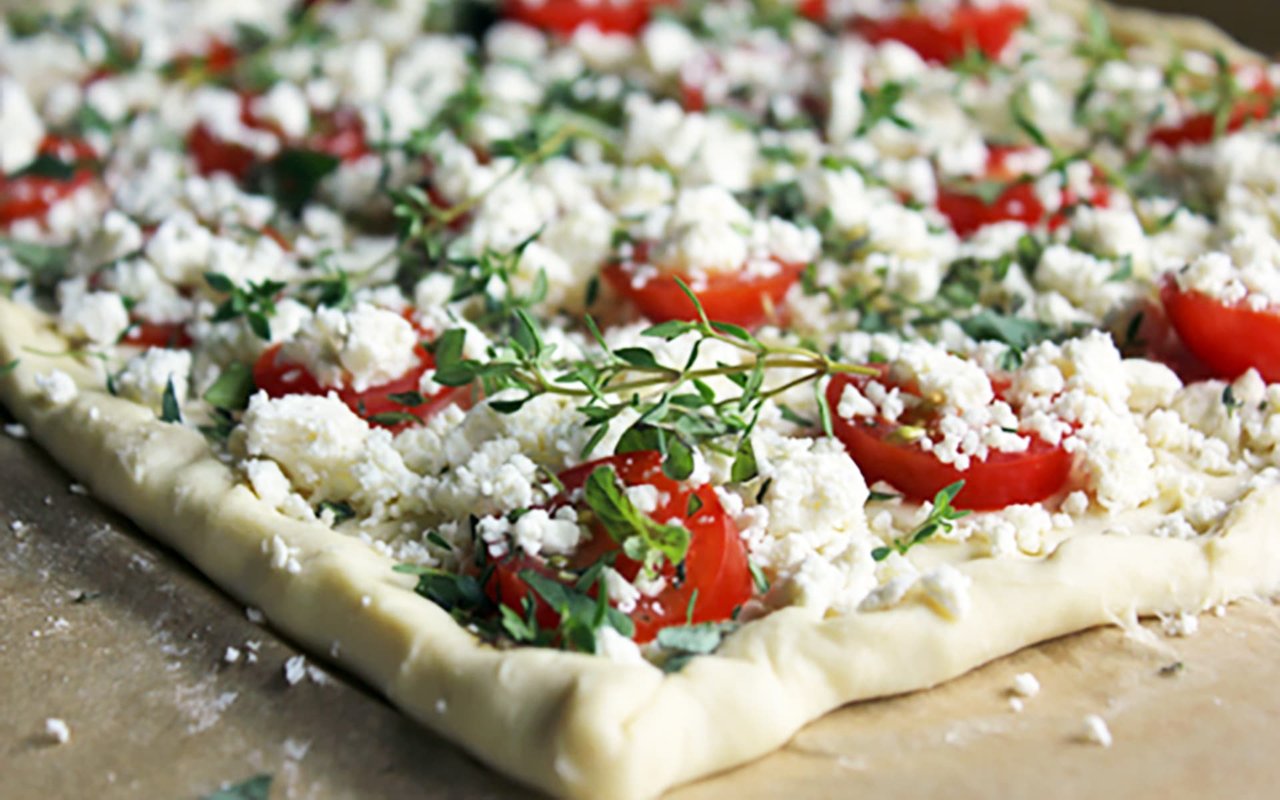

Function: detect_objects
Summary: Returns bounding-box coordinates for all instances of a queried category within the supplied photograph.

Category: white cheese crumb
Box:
[224,646,241,664]
[115,348,192,414]
[283,738,311,762]
[68,483,88,496]
[1011,672,1041,698]
[283,655,307,686]
[1008,697,1025,713]
[4,423,28,439]
[34,370,78,406]
[1082,714,1113,747]
[245,607,265,624]
[44,717,71,745]
[1161,611,1199,638]
[0,77,46,173]
[919,564,973,620]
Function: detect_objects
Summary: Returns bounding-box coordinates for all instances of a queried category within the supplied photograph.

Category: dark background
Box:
[1117,0,1277,54]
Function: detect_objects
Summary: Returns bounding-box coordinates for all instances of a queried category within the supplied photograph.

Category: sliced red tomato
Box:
[503,0,665,36]
[187,115,260,181]
[936,147,1111,237]
[252,337,465,431]
[603,252,805,328]
[167,37,240,79]
[123,321,194,349]
[487,451,753,644]
[0,136,97,227]
[797,0,826,22]
[305,107,371,163]
[854,3,1028,64]
[1149,77,1275,149]
[187,95,369,179]
[825,371,1073,510]
[1159,276,1280,382]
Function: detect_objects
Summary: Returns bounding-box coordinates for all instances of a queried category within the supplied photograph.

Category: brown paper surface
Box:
[4,2,1280,798]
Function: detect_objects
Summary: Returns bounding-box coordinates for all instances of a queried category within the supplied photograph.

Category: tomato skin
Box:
[1149,79,1274,149]
[825,373,1073,511]
[937,182,1045,238]
[0,136,97,227]
[936,147,1111,237]
[503,0,663,36]
[487,451,753,644]
[252,338,466,431]
[187,95,370,179]
[187,119,258,180]
[123,321,194,349]
[855,4,1028,64]
[603,259,805,328]
[797,0,826,22]
[1160,276,1280,382]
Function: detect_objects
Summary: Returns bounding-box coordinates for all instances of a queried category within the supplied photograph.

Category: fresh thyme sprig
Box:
[432,279,877,481]
[871,481,970,561]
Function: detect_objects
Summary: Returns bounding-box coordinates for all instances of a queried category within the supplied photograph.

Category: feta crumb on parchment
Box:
[44,717,71,745]
[1160,611,1200,638]
[1011,672,1041,698]
[283,654,307,686]
[1082,714,1113,748]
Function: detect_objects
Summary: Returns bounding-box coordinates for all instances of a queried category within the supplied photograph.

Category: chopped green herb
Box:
[160,378,183,424]
[203,363,255,411]
[656,621,739,673]
[748,560,770,594]
[316,500,356,525]
[872,481,969,561]
[203,774,273,800]
[584,465,691,575]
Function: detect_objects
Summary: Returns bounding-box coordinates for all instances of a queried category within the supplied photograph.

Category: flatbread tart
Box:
[2,1,1279,797]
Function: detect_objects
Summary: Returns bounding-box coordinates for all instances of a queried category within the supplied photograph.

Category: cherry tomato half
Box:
[252,337,464,431]
[1160,275,1280,382]
[502,0,665,36]
[1149,78,1275,149]
[854,3,1028,64]
[0,136,97,228]
[487,451,753,644]
[826,372,1073,510]
[936,147,1111,237]
[603,258,805,329]
[123,321,194,349]
[187,95,370,180]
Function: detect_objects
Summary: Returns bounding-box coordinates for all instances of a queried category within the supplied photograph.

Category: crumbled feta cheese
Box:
[35,371,78,406]
[43,717,71,745]
[919,564,973,620]
[1011,672,1041,698]
[116,349,192,413]
[1161,611,1199,638]
[283,654,308,686]
[0,78,45,173]
[1081,714,1113,748]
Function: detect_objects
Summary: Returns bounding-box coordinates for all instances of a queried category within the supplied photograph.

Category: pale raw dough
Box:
[2,5,1279,800]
